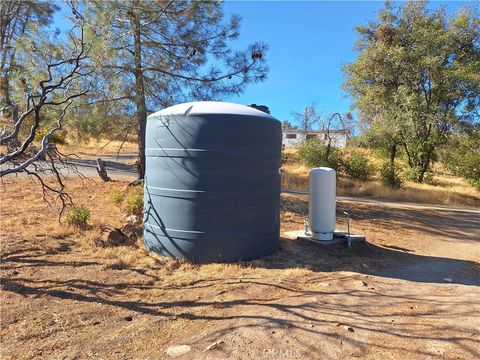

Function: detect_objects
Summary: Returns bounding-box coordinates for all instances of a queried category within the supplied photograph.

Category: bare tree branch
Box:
[0,1,90,215]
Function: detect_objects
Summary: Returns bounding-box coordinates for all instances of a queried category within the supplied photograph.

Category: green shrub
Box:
[402,166,421,181]
[48,131,67,144]
[380,163,403,188]
[297,138,343,171]
[109,187,144,217]
[65,205,90,228]
[344,151,374,180]
[444,144,480,190]
[126,186,143,217]
[109,189,125,206]
[468,178,480,190]
[401,166,434,184]
[34,128,67,144]
[457,154,480,189]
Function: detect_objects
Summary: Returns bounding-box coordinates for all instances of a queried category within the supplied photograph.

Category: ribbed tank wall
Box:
[143,102,282,262]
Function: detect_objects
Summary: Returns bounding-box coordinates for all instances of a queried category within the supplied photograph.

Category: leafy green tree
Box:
[83,0,268,179]
[344,1,480,182]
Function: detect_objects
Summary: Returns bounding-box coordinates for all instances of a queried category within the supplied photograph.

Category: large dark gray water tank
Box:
[143,101,282,262]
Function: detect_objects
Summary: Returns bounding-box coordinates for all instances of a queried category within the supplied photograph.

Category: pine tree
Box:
[84,0,269,179]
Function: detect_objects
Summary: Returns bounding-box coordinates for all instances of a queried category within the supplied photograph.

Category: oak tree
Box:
[344,1,480,182]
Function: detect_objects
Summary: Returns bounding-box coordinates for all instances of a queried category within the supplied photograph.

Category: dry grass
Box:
[282,151,480,208]
[1,176,479,359]
[1,178,134,260]
[57,139,137,157]
[0,176,321,290]
[0,177,265,279]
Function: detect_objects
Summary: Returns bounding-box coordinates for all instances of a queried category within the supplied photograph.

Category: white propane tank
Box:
[309,167,336,241]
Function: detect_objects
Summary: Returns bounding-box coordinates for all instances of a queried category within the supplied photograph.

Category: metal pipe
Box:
[343,211,351,248]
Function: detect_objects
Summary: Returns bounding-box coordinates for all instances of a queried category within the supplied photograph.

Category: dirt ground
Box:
[0,178,479,360]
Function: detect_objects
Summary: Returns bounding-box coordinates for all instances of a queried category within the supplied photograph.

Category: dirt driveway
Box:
[0,181,479,360]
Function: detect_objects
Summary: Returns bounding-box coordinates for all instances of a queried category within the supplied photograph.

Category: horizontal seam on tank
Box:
[144,223,278,235]
[145,149,280,156]
[145,186,280,196]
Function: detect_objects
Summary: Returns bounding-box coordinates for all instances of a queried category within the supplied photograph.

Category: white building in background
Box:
[282,129,348,148]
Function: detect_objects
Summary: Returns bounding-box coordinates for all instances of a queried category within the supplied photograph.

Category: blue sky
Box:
[222,0,476,124]
[51,0,476,125]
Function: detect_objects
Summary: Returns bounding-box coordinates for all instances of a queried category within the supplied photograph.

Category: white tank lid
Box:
[310,167,336,173]
[148,101,275,119]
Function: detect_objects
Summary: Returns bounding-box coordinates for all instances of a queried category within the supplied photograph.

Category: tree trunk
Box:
[417,149,433,183]
[413,140,435,183]
[0,74,20,150]
[130,2,148,180]
[389,143,396,166]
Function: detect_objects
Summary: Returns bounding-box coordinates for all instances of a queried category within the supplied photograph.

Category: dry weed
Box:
[282,160,479,208]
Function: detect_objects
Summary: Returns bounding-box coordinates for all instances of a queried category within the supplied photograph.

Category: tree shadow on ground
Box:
[256,237,479,286]
[281,195,480,243]
[279,196,479,285]
[1,230,479,359]
[2,268,479,359]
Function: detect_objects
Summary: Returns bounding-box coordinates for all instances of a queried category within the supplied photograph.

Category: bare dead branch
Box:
[0,1,90,215]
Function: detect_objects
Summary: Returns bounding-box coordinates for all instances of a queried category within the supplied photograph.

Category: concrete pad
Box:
[284,229,366,246]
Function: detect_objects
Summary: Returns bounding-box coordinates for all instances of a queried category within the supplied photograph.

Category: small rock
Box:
[443,278,453,283]
[125,316,133,321]
[94,226,134,247]
[165,345,191,358]
[337,323,354,332]
[120,223,142,240]
[343,325,354,332]
[124,215,138,224]
[356,280,368,287]
[204,340,224,351]
[361,263,369,269]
